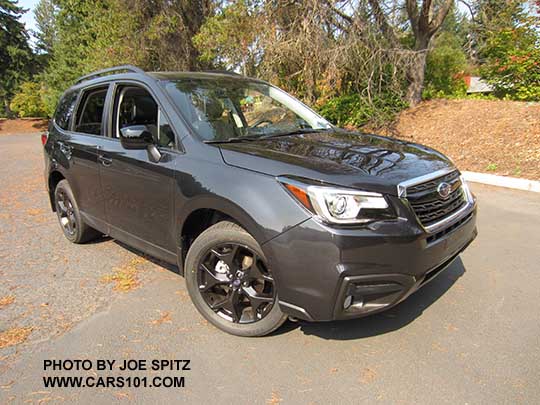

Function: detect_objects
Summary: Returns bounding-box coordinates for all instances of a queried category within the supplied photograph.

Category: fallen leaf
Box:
[0,327,32,349]
[0,296,15,309]
[151,311,172,325]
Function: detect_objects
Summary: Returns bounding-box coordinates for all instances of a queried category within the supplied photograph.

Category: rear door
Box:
[62,84,110,224]
[98,82,178,255]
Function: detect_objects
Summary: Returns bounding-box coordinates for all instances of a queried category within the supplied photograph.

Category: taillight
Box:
[41,132,48,146]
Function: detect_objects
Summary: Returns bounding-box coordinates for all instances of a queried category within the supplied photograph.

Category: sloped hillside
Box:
[382,99,540,180]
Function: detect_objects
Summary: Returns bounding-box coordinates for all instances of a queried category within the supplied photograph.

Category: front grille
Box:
[406,171,461,194]
[406,171,467,227]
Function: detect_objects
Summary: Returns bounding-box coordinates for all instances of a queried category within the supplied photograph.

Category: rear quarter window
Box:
[54,90,79,130]
[73,87,108,136]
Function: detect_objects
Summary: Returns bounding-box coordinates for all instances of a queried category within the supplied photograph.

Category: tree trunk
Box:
[403,0,454,105]
[3,98,13,119]
[406,36,430,106]
[406,49,428,105]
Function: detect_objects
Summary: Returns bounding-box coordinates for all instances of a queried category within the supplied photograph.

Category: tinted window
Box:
[54,91,79,130]
[164,79,331,141]
[74,87,108,135]
[115,86,175,148]
[158,110,175,148]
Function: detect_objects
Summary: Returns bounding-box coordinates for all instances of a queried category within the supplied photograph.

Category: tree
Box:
[39,0,99,114]
[38,0,216,115]
[424,31,468,98]
[0,0,34,117]
[9,81,47,117]
[479,1,540,100]
[34,0,57,56]
[193,0,262,75]
[423,4,469,98]
[124,0,214,70]
[402,0,455,104]
[193,0,415,124]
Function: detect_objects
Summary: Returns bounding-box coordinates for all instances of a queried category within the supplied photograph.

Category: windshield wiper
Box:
[258,128,332,140]
[204,128,333,144]
[204,136,259,144]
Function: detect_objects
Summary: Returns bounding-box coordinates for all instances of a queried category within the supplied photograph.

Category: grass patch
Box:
[486,163,498,171]
[101,257,146,292]
[0,327,32,349]
[0,295,15,309]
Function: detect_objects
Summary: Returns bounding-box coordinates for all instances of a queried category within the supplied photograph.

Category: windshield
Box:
[164,78,332,141]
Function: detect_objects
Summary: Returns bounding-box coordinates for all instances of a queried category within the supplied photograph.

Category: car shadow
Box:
[85,235,112,245]
[275,257,466,340]
[82,235,180,273]
[113,240,180,274]
[96,235,465,340]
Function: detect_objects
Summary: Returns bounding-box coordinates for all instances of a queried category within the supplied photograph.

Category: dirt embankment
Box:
[0,118,49,135]
[379,99,540,180]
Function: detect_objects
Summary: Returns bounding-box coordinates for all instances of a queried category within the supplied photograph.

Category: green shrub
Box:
[423,32,468,99]
[480,15,540,101]
[317,93,408,129]
[9,81,48,118]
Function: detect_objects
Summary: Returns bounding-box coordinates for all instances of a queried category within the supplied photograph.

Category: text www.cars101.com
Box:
[43,375,185,388]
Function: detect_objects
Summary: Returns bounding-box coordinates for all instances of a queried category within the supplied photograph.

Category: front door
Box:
[98,84,177,254]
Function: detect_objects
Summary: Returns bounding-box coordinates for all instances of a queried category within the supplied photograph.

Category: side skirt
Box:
[80,212,179,267]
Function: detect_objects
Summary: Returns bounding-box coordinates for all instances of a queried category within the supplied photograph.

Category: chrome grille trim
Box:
[397,169,475,234]
[397,167,456,198]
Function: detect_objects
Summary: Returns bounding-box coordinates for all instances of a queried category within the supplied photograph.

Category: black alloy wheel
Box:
[55,188,77,237]
[185,221,287,336]
[197,243,275,324]
[54,180,101,244]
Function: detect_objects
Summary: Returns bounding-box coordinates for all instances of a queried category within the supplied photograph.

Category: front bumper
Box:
[262,201,477,322]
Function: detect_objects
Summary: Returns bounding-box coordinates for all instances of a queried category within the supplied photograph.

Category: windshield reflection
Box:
[164,78,331,142]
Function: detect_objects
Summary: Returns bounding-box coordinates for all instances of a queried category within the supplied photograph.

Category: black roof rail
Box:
[75,65,145,84]
[201,70,243,76]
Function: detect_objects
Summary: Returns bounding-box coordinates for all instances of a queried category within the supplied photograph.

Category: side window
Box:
[157,110,175,148]
[54,90,79,130]
[115,86,175,148]
[74,87,108,135]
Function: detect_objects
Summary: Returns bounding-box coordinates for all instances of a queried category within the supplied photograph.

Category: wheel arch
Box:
[48,170,66,211]
[177,197,267,273]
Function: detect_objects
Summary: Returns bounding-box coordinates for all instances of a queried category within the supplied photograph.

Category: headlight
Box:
[279,178,394,224]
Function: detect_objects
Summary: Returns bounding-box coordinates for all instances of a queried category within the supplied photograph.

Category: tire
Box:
[185,221,287,337]
[54,180,101,244]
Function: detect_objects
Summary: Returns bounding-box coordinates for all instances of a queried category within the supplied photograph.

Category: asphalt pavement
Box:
[1,132,539,404]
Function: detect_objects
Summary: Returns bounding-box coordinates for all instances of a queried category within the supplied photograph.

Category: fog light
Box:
[343,295,353,309]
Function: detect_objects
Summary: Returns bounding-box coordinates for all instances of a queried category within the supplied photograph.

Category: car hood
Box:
[218,130,455,196]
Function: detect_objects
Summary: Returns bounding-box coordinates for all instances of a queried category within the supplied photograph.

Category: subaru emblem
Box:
[437,182,452,199]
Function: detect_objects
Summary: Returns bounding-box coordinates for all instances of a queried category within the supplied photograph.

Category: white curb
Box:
[462,171,540,193]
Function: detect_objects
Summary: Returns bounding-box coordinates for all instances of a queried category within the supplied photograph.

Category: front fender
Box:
[174,162,311,247]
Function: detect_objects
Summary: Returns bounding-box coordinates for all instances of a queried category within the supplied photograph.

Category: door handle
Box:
[98,155,113,166]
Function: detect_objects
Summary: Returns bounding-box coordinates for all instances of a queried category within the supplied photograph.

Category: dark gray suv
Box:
[43,65,477,336]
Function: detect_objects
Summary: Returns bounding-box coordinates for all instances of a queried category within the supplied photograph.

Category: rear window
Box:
[74,87,108,136]
[54,91,79,130]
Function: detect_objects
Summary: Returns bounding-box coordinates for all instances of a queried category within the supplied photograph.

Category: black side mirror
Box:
[120,125,154,150]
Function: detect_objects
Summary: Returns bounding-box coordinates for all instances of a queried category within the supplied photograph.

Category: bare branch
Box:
[405,0,420,37]
[458,0,479,23]
[323,0,353,24]
[428,0,454,36]
[368,0,399,45]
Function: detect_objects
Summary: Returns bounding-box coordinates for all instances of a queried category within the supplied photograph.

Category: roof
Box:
[73,65,261,87]
[147,71,263,83]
